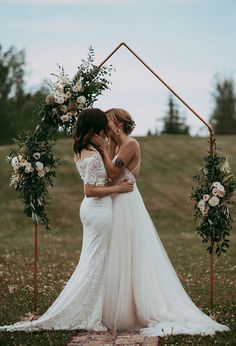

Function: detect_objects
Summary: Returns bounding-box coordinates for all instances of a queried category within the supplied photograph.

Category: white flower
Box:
[45,166,50,173]
[212,187,218,196]
[211,182,221,189]
[198,199,205,210]
[77,95,86,104]
[217,189,225,197]
[208,196,220,207]
[11,156,21,170]
[65,91,72,99]
[55,96,65,104]
[203,194,210,201]
[35,161,44,171]
[60,114,70,122]
[38,170,45,178]
[25,163,34,173]
[72,80,83,92]
[8,284,17,294]
[33,152,41,160]
[19,158,28,167]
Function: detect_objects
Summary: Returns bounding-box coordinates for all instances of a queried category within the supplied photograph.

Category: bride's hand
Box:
[117,178,134,193]
[91,134,106,156]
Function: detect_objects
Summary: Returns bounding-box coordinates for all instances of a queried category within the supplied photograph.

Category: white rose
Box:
[60,114,70,122]
[45,166,50,173]
[77,96,86,104]
[72,81,83,92]
[33,152,41,160]
[55,96,65,104]
[35,161,44,171]
[217,188,225,197]
[203,194,210,202]
[198,200,205,209]
[25,163,34,173]
[208,196,220,207]
[211,182,221,189]
[217,184,225,192]
[38,170,45,178]
[20,158,28,167]
[212,187,218,196]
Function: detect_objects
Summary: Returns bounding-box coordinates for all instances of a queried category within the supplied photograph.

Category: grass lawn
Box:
[0,135,235,345]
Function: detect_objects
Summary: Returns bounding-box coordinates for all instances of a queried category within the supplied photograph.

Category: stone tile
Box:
[67,331,161,346]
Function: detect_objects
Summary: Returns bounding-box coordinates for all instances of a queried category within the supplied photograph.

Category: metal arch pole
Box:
[97,42,214,311]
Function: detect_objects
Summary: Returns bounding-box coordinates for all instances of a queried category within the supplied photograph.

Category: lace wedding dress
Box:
[102,154,230,337]
[0,153,112,332]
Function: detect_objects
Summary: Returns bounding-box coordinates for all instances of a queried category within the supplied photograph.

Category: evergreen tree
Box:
[210,78,236,134]
[162,95,189,135]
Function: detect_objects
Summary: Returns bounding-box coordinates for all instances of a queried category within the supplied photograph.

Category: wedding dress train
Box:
[0,153,112,332]
[102,158,230,337]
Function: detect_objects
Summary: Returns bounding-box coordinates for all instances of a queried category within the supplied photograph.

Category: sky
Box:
[0,0,235,136]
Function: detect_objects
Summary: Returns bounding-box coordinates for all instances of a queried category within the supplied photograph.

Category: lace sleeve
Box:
[84,155,101,185]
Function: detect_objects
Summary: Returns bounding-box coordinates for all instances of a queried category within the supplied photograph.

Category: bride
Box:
[0,108,134,332]
[91,108,230,337]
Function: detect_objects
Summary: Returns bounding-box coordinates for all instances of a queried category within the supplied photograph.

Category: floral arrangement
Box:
[191,139,235,256]
[7,47,112,230]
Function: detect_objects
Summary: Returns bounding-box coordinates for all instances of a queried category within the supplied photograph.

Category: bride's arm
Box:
[92,135,138,179]
[84,179,133,197]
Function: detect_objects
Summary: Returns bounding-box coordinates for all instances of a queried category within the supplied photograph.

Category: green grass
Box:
[0,135,235,345]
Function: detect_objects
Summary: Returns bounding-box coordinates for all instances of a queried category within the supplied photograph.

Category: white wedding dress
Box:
[0,152,112,332]
[0,152,230,337]
[102,154,230,337]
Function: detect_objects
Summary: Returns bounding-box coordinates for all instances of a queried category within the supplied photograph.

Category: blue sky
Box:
[0,0,235,135]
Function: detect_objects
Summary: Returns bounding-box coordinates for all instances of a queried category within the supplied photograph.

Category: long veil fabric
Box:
[102,169,230,337]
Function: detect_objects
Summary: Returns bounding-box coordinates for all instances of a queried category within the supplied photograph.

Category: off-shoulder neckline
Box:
[74,152,100,164]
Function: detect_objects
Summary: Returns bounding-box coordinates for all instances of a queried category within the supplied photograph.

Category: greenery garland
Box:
[7,47,112,230]
[191,138,236,256]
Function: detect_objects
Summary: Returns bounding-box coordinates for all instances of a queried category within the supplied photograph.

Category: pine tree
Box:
[162,95,189,135]
[210,78,236,134]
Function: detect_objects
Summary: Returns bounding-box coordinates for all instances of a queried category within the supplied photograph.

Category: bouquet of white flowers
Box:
[7,47,112,230]
[191,140,235,256]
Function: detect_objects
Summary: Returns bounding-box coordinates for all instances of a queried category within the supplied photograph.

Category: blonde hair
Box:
[105,108,136,135]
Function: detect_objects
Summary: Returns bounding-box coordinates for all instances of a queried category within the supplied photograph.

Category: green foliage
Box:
[191,138,236,255]
[162,94,189,135]
[0,45,48,144]
[210,78,236,134]
[6,47,113,230]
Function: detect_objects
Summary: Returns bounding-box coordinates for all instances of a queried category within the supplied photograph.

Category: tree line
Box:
[148,77,236,136]
[0,44,236,144]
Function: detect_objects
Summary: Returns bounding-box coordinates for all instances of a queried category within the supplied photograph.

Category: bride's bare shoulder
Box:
[126,137,140,149]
